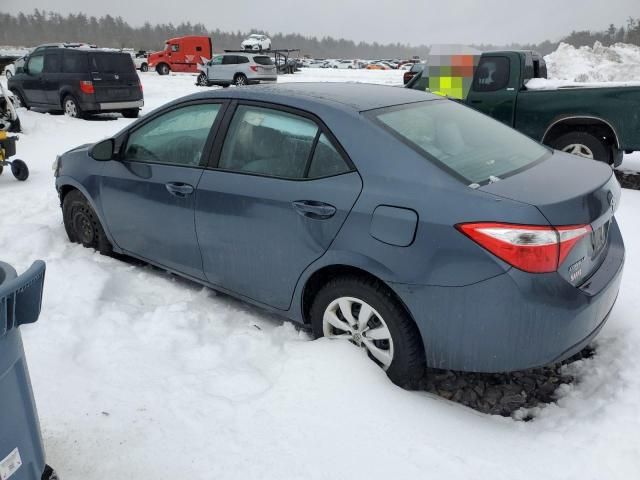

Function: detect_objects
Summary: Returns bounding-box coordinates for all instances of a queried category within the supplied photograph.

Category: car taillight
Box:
[456,222,592,273]
[249,65,258,72]
[80,81,95,94]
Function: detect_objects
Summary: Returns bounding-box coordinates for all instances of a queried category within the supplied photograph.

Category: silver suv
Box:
[197,53,277,87]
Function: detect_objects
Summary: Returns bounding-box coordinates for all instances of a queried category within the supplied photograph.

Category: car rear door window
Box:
[123,103,222,167]
[307,134,350,178]
[473,57,510,92]
[218,105,319,179]
[222,55,237,65]
[237,56,250,64]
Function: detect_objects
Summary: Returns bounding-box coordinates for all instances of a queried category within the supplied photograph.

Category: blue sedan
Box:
[54,83,624,387]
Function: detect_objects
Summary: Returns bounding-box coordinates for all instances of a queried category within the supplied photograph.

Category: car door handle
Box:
[165,182,194,197]
[292,201,336,219]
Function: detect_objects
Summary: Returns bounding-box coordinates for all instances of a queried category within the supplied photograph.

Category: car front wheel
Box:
[197,72,209,86]
[62,190,112,254]
[310,276,425,388]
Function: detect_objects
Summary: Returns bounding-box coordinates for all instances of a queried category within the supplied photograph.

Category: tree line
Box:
[0,10,429,59]
[0,10,639,59]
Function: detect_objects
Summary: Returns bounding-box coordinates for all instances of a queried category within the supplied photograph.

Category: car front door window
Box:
[123,103,221,167]
[27,55,44,75]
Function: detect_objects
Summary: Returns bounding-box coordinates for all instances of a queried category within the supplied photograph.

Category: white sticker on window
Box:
[0,448,22,480]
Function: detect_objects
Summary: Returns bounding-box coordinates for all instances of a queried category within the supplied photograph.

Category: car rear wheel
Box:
[121,109,139,119]
[233,73,248,86]
[63,95,84,119]
[310,276,425,388]
[551,131,610,163]
[62,190,112,254]
[140,63,148,72]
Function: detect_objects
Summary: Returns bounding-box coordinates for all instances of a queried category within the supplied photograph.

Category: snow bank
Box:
[545,41,640,82]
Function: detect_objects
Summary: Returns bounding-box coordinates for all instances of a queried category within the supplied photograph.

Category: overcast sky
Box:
[3,0,637,46]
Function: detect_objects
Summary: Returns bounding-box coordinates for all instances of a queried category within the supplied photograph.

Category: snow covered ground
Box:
[2,67,640,480]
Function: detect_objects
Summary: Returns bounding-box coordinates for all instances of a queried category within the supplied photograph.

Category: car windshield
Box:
[369,100,549,185]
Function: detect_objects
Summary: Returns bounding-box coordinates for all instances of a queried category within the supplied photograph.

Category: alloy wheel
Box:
[322,296,394,369]
[562,143,594,159]
[64,98,78,118]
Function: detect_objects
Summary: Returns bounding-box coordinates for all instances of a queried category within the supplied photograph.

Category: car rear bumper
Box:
[391,219,625,372]
[98,100,144,111]
[249,77,277,84]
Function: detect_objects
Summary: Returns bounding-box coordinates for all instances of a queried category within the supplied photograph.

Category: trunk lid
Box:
[89,52,141,103]
[480,152,620,285]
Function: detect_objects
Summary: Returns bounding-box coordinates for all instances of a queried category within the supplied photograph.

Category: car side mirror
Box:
[89,138,115,161]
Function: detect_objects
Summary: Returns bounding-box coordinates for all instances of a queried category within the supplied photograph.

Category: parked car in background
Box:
[148,36,212,75]
[4,56,26,79]
[9,47,143,118]
[407,50,640,165]
[54,83,623,387]
[122,48,149,72]
[366,63,390,70]
[241,34,272,51]
[403,62,424,84]
[197,53,277,87]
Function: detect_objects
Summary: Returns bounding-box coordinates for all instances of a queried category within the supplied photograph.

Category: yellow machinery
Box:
[0,131,28,181]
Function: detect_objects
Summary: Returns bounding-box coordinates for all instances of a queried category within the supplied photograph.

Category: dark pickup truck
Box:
[407,50,640,166]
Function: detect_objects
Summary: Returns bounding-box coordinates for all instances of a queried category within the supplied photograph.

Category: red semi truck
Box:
[147,36,212,75]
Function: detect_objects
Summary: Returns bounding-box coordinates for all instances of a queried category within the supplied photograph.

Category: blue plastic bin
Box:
[0,260,56,480]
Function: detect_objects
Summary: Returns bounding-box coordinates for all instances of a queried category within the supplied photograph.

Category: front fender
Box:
[55,175,121,253]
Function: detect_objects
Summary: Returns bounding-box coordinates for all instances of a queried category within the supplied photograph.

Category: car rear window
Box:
[89,53,134,73]
[369,100,549,185]
[253,56,273,66]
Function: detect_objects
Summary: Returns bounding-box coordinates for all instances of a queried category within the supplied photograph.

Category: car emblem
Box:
[114,74,119,80]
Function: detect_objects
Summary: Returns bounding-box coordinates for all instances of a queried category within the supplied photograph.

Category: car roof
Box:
[187,82,438,112]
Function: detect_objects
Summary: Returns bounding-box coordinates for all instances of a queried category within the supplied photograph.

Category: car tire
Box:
[63,95,84,119]
[62,190,112,255]
[551,131,610,163]
[197,72,209,87]
[9,89,29,110]
[140,63,148,72]
[157,63,170,75]
[310,276,425,388]
[233,73,248,86]
[121,109,139,119]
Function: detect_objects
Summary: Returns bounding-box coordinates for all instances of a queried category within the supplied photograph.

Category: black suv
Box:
[8,48,143,119]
